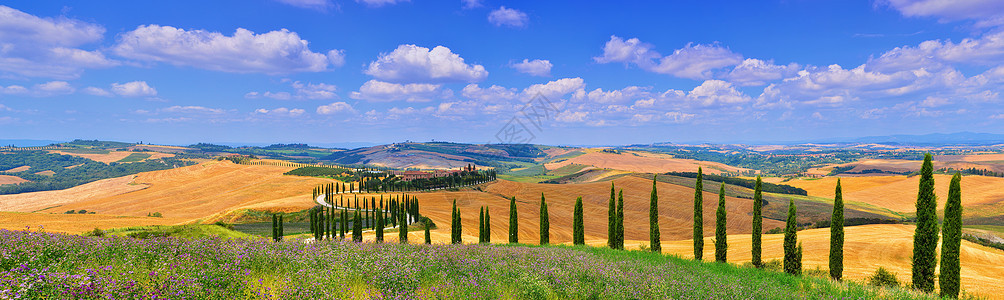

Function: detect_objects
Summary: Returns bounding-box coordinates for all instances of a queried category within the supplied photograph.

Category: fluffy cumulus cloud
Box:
[488,6,529,28]
[576,86,649,104]
[510,59,552,76]
[867,31,1004,73]
[275,0,334,11]
[595,36,743,80]
[254,107,305,117]
[522,77,585,101]
[350,80,451,102]
[881,0,1004,27]
[758,64,966,107]
[113,25,344,74]
[685,80,750,106]
[1,81,74,97]
[246,80,337,100]
[316,101,355,115]
[724,59,801,86]
[0,5,117,79]
[111,81,158,97]
[461,84,517,102]
[365,45,487,83]
[356,0,409,7]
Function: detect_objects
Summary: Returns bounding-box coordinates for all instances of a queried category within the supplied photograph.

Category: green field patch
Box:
[116,152,152,163]
[100,224,253,239]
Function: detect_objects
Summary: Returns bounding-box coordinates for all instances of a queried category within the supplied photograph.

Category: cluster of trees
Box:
[299,168,497,194]
[939,167,1004,178]
[0,151,195,194]
[305,183,421,244]
[664,171,808,195]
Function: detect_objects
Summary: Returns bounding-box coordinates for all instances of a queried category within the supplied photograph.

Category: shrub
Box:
[77,209,88,214]
[869,267,900,288]
[148,212,163,218]
[213,221,233,229]
[765,227,783,234]
[64,210,75,214]
[84,227,104,237]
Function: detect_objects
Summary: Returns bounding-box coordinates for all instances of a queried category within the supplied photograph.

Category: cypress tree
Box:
[424,218,432,244]
[509,196,519,244]
[715,183,727,263]
[375,206,384,243]
[608,183,616,249]
[693,169,704,260]
[352,208,362,243]
[650,176,661,252]
[940,173,963,298]
[485,207,491,243]
[912,153,939,293]
[272,213,278,242]
[451,200,461,244]
[830,179,845,280]
[278,215,283,241]
[616,189,624,250]
[752,176,763,268]
[540,193,549,245]
[573,196,584,245]
[479,206,485,243]
[783,199,798,275]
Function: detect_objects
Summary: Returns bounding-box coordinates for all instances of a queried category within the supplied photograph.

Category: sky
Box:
[1,0,1004,146]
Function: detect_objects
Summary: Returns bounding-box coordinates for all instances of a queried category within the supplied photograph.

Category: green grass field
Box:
[115,152,152,163]
[100,224,253,239]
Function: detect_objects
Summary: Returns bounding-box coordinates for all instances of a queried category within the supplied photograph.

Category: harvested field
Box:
[544,150,746,175]
[49,150,174,163]
[785,174,1004,214]
[0,175,147,212]
[37,160,335,222]
[657,224,1004,299]
[34,170,55,176]
[0,211,183,234]
[0,175,27,186]
[2,166,29,172]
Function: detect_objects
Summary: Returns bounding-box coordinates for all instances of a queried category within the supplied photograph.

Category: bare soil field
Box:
[2,165,29,172]
[0,211,183,233]
[36,160,335,222]
[0,175,147,212]
[0,175,27,186]
[657,224,1004,298]
[784,174,1004,214]
[544,150,747,175]
[50,150,174,163]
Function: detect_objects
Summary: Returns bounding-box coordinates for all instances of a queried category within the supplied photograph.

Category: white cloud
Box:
[365,44,487,83]
[578,86,649,104]
[83,87,113,97]
[0,5,117,79]
[350,79,451,102]
[724,58,801,86]
[510,59,552,76]
[275,0,334,11]
[685,80,750,106]
[246,81,337,100]
[461,0,482,9]
[111,81,158,97]
[461,84,517,102]
[356,0,409,7]
[867,31,1004,73]
[1,81,74,97]
[113,25,344,74]
[758,63,967,107]
[254,107,305,117]
[161,105,225,114]
[488,6,529,28]
[522,77,585,100]
[316,101,355,114]
[594,36,742,80]
[664,111,696,123]
[881,0,1004,27]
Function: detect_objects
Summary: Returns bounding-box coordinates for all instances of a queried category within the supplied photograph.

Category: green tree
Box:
[509,196,519,244]
[715,183,727,263]
[912,153,939,293]
[278,215,283,241]
[752,176,763,268]
[375,206,384,243]
[693,168,704,260]
[352,208,362,243]
[783,199,799,275]
[540,193,549,245]
[940,173,963,298]
[399,204,409,243]
[485,207,491,243]
[451,199,462,244]
[424,218,432,244]
[479,206,486,243]
[650,176,661,252]
[616,189,624,250]
[272,213,279,242]
[608,182,616,249]
[573,196,584,245]
[830,179,844,280]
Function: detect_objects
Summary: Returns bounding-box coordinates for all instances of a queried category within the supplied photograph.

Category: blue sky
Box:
[1,0,1003,146]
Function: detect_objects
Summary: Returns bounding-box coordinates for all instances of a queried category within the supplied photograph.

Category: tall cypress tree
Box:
[693,168,704,260]
[715,183,727,263]
[540,193,549,245]
[830,179,845,280]
[509,196,518,244]
[278,215,283,241]
[940,173,963,298]
[451,200,461,244]
[424,218,432,244]
[608,183,616,248]
[573,196,584,245]
[485,207,491,243]
[352,208,362,243]
[272,213,278,242]
[479,206,486,243]
[375,206,384,243]
[399,203,409,243]
[752,176,763,268]
[616,190,624,250]
[650,176,661,252]
[783,199,799,275]
[912,153,938,293]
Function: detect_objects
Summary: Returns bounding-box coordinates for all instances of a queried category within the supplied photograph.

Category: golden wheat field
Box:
[0,175,27,185]
[49,150,174,163]
[544,150,748,175]
[784,174,1004,213]
[0,175,147,212]
[0,211,184,233]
